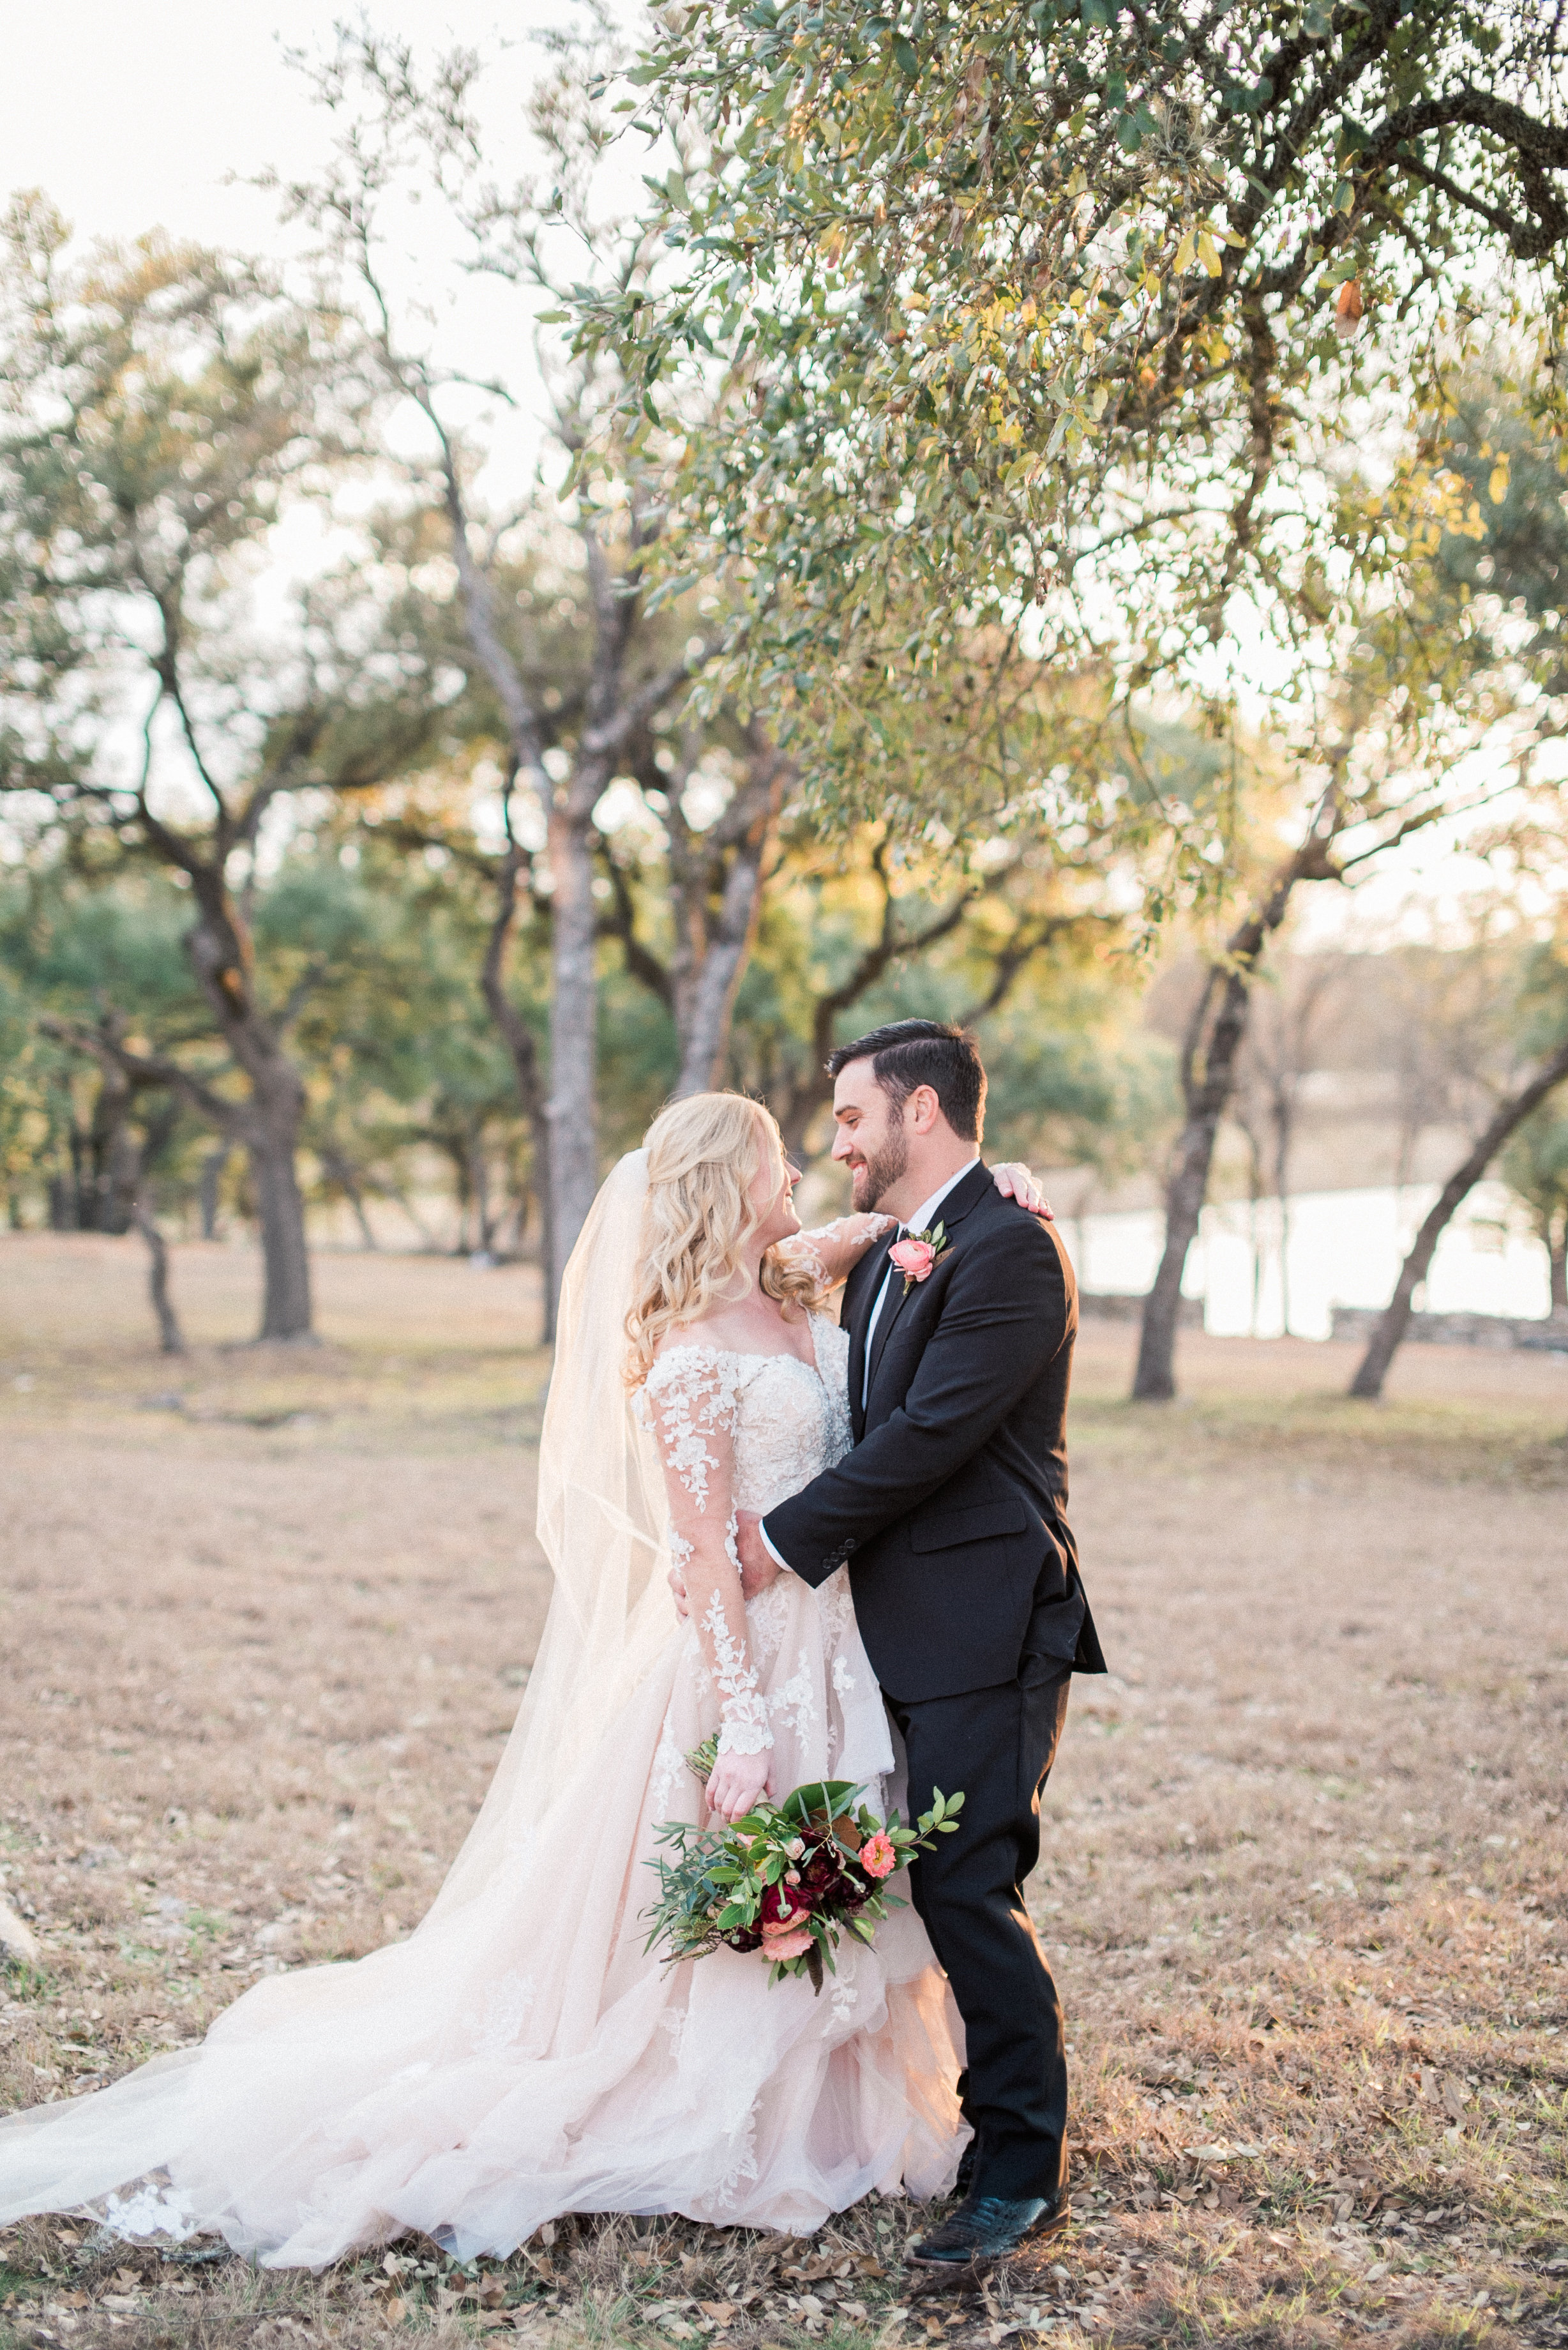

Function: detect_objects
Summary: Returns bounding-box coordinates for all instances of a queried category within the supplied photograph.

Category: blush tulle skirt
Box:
[0,1585,965,2267]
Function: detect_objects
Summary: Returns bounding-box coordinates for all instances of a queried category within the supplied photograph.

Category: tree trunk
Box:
[1551,1214,1567,1315]
[479,838,555,1337]
[467,1123,497,1256]
[1131,849,1314,1402]
[132,1202,185,1356]
[185,891,317,1344]
[199,1144,230,1239]
[1131,964,1249,1399]
[547,796,602,1314]
[670,738,786,1099]
[88,1057,137,1233]
[250,1133,313,1340]
[1349,1033,1568,1398]
[320,1144,377,1250]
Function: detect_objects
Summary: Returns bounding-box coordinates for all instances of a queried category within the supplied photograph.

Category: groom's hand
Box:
[735,1511,783,1599]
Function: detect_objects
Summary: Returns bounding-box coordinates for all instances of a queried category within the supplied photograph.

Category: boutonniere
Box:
[888,1220,949,1292]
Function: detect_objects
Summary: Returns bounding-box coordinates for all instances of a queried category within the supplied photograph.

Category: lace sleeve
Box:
[784,1213,895,1287]
[643,1347,773,1759]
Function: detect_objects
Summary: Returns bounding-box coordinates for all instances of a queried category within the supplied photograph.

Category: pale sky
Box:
[3,1,620,506]
[4,3,532,258]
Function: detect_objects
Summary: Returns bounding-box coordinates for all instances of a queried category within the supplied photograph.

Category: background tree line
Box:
[3,10,1567,1402]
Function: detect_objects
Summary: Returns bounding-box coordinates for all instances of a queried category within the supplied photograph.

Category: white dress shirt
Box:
[759,1158,979,1573]
[857,1158,979,1408]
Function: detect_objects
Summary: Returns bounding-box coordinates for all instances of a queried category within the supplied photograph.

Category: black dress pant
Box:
[885,1651,1072,2203]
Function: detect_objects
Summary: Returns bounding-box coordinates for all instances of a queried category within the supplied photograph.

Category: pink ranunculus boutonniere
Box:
[889,1220,949,1292]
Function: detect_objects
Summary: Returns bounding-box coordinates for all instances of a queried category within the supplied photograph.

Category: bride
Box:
[0,1093,1041,2265]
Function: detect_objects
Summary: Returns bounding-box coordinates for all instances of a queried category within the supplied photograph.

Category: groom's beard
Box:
[851,1125,908,1213]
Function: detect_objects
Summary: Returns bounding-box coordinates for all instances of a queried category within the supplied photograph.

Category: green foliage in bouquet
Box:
[643,1754,963,1995]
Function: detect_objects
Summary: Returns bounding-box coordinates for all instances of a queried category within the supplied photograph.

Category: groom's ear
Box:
[906,1083,944,1136]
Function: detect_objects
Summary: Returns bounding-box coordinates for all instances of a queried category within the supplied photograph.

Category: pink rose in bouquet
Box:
[645,1773,965,1994]
[859,1830,897,1879]
[760,1921,815,1960]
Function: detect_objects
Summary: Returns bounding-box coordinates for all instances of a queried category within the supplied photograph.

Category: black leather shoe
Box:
[911,2192,1071,2267]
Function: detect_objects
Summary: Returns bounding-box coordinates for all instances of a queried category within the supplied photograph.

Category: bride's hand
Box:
[706,1745,772,1823]
[991,1162,1053,1220]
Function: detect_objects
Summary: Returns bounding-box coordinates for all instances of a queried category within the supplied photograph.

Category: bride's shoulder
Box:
[644,1315,748,1384]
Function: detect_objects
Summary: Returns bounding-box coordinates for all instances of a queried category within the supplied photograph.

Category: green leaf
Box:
[893,34,919,75]
[1115,113,1145,155]
[1303,0,1332,33]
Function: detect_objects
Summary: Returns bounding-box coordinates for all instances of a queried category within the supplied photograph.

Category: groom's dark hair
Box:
[827,1019,986,1143]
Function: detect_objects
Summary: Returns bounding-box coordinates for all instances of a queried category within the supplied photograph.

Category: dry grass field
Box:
[1,1230,1565,2350]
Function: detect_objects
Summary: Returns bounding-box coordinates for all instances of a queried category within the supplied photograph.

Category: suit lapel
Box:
[866,1253,912,1398]
[847,1236,896,1443]
[863,1161,992,1412]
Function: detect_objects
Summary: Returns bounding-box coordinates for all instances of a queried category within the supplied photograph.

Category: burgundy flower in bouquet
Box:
[642,1748,964,1994]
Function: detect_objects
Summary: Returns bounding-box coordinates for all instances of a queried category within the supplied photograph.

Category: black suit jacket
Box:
[762,1162,1106,1702]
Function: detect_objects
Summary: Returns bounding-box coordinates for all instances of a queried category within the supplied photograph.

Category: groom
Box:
[739,1019,1105,2265]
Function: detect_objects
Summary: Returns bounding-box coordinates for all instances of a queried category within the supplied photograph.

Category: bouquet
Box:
[642,1738,964,1993]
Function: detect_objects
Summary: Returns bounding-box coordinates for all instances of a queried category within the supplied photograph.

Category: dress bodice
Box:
[637,1313,852,1519]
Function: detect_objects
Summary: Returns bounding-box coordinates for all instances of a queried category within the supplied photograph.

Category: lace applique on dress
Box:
[644,1326,867,1768]
[473,1970,537,2059]
[830,1964,861,2029]
[817,1567,855,1649]
[711,2099,762,2213]
[768,1646,817,1740]
[643,1349,745,1509]
[649,1718,687,1822]
[769,1232,828,1288]
[704,1589,773,1757]
[645,1342,776,1761]
[745,1580,792,1669]
[101,2183,200,2244]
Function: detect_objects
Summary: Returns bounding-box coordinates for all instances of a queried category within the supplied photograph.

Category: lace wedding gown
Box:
[0,1308,964,2267]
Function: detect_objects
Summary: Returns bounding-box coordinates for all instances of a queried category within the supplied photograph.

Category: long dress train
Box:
[0,1275,965,2265]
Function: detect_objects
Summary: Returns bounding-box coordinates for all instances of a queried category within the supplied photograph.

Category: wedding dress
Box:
[0,1155,963,2266]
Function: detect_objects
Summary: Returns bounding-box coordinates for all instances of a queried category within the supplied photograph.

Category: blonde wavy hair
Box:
[624,1093,828,1388]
